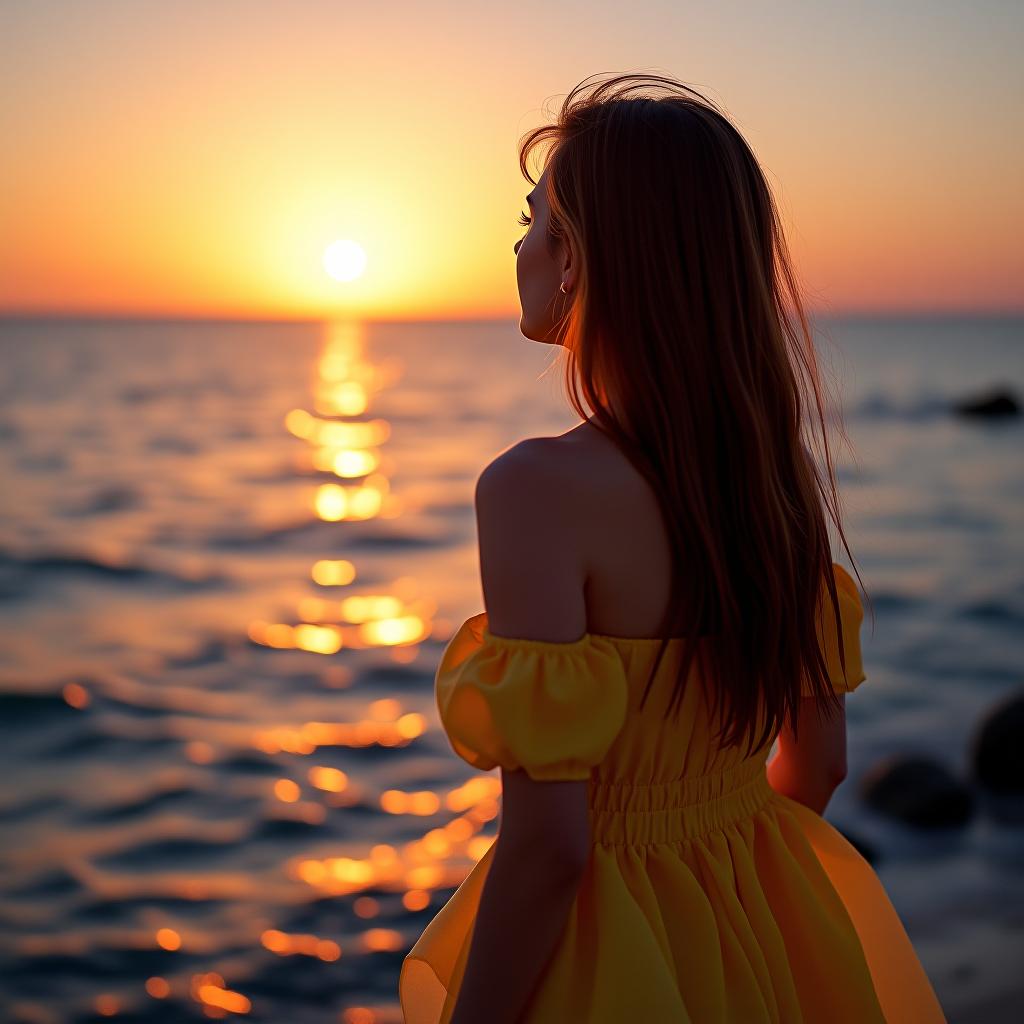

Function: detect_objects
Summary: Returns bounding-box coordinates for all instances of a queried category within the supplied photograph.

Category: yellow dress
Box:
[400,564,947,1023]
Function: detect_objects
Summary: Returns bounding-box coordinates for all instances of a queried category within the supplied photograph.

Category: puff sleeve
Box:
[434,613,629,781]
[802,562,867,696]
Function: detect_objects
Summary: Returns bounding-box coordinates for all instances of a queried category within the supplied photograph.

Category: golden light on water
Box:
[284,408,315,439]
[380,789,442,816]
[406,863,445,889]
[311,559,357,586]
[340,596,404,622]
[192,972,252,1014]
[360,928,403,953]
[444,776,498,812]
[304,416,390,449]
[309,444,383,477]
[396,712,427,738]
[318,380,369,416]
[283,410,390,448]
[369,698,401,719]
[359,616,426,646]
[403,890,430,911]
[251,709,426,756]
[331,448,379,476]
[145,976,171,999]
[343,1008,377,1024]
[315,480,387,521]
[292,622,343,654]
[280,776,503,905]
[63,682,89,708]
[353,896,380,918]
[155,927,181,951]
[247,619,344,652]
[308,766,349,792]
[260,929,342,961]
[322,239,367,282]
[95,994,118,1016]
[273,779,301,802]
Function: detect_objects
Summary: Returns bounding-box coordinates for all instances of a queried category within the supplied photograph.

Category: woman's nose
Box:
[513,239,521,256]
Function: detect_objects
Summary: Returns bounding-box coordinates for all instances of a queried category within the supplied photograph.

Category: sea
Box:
[1,314,1022,1023]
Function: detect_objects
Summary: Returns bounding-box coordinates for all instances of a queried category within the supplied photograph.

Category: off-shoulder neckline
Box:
[487,627,689,647]
[456,565,856,651]
[457,562,859,650]
[472,615,691,649]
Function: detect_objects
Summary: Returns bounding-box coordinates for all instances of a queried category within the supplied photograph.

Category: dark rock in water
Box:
[952,386,1021,418]
[834,825,879,865]
[970,688,1024,794]
[859,754,974,828]
[977,790,1024,826]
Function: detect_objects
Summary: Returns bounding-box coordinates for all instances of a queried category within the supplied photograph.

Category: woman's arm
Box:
[767,694,849,815]
[448,823,586,1024]
[448,441,595,1021]
[766,746,844,815]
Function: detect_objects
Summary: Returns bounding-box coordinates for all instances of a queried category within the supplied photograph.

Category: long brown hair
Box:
[518,71,871,758]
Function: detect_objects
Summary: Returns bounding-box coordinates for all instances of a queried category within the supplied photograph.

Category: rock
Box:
[859,754,974,828]
[952,387,1021,418]
[978,791,1024,826]
[970,689,1024,794]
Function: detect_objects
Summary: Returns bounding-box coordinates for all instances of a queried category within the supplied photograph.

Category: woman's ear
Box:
[559,239,576,292]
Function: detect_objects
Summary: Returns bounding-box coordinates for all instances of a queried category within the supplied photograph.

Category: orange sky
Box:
[1,1,1021,320]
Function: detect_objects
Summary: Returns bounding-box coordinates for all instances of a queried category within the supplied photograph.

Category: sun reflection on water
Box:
[229,321,484,1017]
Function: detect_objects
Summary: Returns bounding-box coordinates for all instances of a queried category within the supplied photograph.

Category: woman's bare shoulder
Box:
[480,422,635,492]
[476,437,579,511]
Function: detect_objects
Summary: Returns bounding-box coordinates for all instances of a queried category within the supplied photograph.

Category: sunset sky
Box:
[1,1,1021,321]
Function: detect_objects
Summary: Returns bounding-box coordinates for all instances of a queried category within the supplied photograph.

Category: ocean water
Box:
[0,315,1022,1023]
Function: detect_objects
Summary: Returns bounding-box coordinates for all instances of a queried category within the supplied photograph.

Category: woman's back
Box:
[540,419,682,639]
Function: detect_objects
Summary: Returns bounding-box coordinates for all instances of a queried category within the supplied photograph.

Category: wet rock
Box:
[952,386,1020,418]
[970,689,1024,795]
[859,754,974,828]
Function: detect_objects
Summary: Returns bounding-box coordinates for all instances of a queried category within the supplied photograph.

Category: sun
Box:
[323,239,367,282]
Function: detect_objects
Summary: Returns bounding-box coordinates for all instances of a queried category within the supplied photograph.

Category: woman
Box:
[400,72,946,1023]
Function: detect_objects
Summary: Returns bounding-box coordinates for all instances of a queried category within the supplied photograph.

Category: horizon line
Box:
[1,308,1023,326]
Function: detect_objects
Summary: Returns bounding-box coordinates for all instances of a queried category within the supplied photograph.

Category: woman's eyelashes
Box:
[517,211,532,227]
